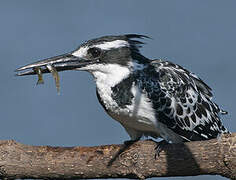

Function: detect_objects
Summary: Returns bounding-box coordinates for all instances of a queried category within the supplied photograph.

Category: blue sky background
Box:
[0,1,235,180]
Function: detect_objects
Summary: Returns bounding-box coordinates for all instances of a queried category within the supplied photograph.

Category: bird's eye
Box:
[87,47,102,58]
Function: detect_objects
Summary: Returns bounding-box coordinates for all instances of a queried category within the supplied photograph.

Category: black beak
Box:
[15,53,94,76]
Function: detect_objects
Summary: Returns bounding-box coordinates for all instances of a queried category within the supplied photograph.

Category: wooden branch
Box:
[0,133,235,180]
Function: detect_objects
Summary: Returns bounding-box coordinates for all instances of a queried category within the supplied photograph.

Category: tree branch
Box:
[0,133,235,179]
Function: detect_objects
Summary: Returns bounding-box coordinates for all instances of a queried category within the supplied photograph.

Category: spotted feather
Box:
[139,59,229,141]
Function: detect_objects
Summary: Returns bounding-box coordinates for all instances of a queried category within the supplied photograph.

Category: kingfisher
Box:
[16,34,229,145]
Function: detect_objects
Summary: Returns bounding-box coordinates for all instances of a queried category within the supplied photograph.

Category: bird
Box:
[16,34,229,145]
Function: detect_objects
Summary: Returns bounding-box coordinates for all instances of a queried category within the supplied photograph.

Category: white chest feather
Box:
[112,85,157,131]
[83,64,157,131]
[90,64,131,109]
[86,63,182,142]
[96,74,158,133]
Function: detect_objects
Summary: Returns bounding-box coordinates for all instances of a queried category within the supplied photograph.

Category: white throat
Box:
[84,61,145,87]
[90,64,130,87]
[84,64,130,109]
[77,62,145,109]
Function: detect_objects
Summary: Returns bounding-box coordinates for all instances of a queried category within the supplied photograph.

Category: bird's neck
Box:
[92,64,130,88]
[91,62,145,88]
[91,62,145,109]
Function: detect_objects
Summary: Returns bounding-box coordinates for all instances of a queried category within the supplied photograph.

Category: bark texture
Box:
[0,133,235,179]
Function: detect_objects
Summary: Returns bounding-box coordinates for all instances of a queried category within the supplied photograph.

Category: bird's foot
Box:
[108,139,138,167]
[154,140,169,159]
[123,139,138,146]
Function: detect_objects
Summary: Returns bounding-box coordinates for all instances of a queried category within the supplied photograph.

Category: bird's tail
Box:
[220,109,228,115]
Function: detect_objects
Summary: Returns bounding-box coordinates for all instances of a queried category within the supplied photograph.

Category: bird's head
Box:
[16,34,150,76]
[16,34,151,92]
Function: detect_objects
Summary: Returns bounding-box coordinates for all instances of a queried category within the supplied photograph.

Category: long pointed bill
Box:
[15,54,92,76]
[15,53,95,93]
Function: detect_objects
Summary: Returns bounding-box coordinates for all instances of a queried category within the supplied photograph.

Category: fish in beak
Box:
[15,53,96,93]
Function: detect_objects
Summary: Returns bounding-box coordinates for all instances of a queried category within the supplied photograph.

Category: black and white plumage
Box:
[16,34,229,143]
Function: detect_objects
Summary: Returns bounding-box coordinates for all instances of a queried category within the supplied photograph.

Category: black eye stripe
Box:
[88,47,101,58]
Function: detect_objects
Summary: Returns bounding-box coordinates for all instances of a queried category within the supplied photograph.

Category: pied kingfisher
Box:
[16,34,229,144]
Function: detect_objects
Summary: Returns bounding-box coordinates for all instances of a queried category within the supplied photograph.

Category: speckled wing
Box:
[149,60,228,141]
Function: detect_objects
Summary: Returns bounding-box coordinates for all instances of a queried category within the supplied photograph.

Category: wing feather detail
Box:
[141,59,228,141]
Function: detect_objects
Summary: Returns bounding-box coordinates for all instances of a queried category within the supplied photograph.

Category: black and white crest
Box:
[72,34,150,66]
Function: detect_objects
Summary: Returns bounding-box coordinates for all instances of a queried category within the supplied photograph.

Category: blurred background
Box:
[0,1,235,180]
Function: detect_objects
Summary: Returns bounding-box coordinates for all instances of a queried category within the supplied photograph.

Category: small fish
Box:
[46,64,60,93]
[34,67,44,85]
